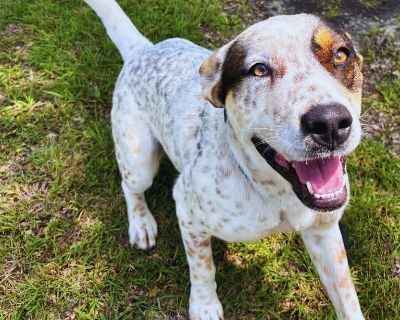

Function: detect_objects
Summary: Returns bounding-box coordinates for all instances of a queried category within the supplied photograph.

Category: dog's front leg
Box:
[301,223,364,320]
[175,202,223,320]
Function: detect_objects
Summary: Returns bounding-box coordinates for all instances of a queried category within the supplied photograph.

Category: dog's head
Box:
[200,14,363,212]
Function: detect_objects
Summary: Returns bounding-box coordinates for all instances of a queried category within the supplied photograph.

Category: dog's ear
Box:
[199,44,230,108]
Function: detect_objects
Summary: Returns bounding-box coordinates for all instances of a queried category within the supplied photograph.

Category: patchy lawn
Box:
[0,0,399,319]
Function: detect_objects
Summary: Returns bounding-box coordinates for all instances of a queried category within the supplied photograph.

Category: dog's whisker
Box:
[359,106,374,118]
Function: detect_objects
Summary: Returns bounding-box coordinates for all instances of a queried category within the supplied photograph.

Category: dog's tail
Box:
[84,0,152,61]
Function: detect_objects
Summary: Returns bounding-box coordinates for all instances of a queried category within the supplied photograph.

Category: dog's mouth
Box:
[251,137,347,211]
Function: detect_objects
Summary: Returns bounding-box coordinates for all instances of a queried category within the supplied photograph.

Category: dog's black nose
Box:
[301,104,352,150]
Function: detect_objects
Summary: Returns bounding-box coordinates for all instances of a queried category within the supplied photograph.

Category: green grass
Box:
[0,0,399,319]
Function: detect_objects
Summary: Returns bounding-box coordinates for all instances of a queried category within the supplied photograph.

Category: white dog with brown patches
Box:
[84,1,365,319]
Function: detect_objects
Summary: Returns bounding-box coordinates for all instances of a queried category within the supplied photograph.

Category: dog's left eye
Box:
[333,48,350,65]
[251,63,270,77]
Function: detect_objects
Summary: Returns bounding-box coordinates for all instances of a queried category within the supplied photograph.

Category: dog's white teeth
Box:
[312,175,348,200]
[306,182,314,195]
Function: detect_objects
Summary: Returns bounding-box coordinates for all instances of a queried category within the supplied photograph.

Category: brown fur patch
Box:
[199,239,210,247]
[271,55,286,80]
[314,27,335,50]
[134,203,146,217]
[339,274,351,289]
[335,247,347,264]
[207,81,223,108]
[311,25,363,92]
[205,256,213,271]
[219,41,247,105]
[322,264,331,276]
[199,54,220,78]
[314,235,322,244]
[187,246,195,257]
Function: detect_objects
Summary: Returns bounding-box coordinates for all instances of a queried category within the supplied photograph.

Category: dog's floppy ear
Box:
[199,44,231,108]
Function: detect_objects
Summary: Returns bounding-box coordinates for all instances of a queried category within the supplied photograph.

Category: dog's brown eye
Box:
[333,48,349,65]
[251,63,270,77]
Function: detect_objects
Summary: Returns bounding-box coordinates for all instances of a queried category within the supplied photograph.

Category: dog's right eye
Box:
[250,63,270,77]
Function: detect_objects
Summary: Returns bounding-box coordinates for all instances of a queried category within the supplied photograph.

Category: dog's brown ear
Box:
[199,44,230,108]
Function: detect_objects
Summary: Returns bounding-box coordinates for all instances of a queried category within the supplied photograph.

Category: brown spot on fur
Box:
[199,239,210,247]
[205,256,213,271]
[294,73,305,82]
[335,247,347,264]
[132,145,142,153]
[134,203,146,217]
[192,274,199,280]
[314,235,322,244]
[339,274,351,289]
[189,232,197,240]
[279,210,286,221]
[309,85,317,92]
[262,179,276,186]
[322,264,331,276]
[271,55,286,80]
[187,247,195,257]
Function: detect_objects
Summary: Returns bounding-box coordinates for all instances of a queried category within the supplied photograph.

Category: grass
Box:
[0,0,399,319]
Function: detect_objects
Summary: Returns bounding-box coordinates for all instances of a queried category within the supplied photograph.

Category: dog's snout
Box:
[301,104,353,150]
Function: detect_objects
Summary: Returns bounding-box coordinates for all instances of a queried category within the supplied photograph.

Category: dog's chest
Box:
[190,169,303,242]
[189,164,342,242]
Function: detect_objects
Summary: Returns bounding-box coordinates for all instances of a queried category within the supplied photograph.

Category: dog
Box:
[84,1,365,319]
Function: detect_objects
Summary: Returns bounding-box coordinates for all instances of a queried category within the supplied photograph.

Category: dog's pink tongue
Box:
[292,157,343,193]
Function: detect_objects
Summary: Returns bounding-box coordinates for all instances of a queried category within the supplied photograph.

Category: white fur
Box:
[84,1,365,319]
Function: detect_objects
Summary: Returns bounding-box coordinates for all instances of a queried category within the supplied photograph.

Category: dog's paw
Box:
[128,213,157,250]
[189,298,224,320]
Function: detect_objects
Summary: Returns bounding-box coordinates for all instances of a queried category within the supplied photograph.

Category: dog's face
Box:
[200,14,363,212]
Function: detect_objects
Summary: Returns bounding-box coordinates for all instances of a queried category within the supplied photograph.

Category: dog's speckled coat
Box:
[85,1,365,319]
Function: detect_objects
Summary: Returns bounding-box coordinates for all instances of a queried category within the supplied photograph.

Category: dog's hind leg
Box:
[112,90,162,250]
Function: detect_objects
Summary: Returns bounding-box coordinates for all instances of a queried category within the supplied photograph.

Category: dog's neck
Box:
[224,112,291,196]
